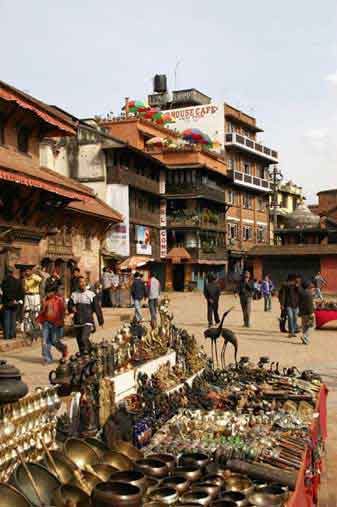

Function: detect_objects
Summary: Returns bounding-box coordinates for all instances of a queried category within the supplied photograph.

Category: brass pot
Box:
[192,482,221,499]
[0,483,30,507]
[147,454,176,472]
[150,486,178,505]
[223,477,254,496]
[135,458,168,479]
[100,451,134,471]
[49,359,73,386]
[161,475,190,495]
[10,463,61,507]
[43,449,78,484]
[91,481,141,507]
[52,484,92,507]
[85,438,109,460]
[110,470,147,493]
[179,452,209,469]
[174,465,202,482]
[111,440,144,461]
[64,438,99,471]
[0,360,28,403]
[94,464,118,482]
[180,489,212,506]
[221,491,248,507]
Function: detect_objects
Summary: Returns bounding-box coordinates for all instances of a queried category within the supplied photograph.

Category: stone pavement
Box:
[1,292,336,505]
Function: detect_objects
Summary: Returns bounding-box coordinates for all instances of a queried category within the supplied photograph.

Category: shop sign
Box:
[105,184,130,256]
[160,229,167,258]
[160,199,167,227]
[159,170,166,194]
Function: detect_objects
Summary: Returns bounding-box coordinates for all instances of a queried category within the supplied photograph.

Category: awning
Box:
[166,247,192,264]
[119,255,154,270]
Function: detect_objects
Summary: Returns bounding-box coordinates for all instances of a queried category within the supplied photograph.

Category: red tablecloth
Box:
[315,309,337,329]
[288,384,328,507]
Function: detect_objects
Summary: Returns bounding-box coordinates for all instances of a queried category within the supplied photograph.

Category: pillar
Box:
[184,264,193,290]
[165,261,173,290]
[252,257,263,280]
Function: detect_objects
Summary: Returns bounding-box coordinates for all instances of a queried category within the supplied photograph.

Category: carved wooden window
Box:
[0,114,4,145]
[17,127,30,153]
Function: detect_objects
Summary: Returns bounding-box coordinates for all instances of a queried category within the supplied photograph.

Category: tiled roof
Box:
[69,197,122,222]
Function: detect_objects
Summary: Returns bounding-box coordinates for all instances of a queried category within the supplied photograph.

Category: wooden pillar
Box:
[184,263,193,290]
[165,261,173,290]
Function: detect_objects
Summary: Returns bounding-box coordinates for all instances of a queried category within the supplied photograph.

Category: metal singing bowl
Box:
[0,483,31,507]
[43,449,79,484]
[100,451,134,471]
[179,452,209,469]
[174,465,202,482]
[110,470,147,493]
[248,492,283,507]
[221,491,248,507]
[64,438,100,471]
[150,486,179,505]
[91,481,142,507]
[192,482,221,499]
[52,484,92,507]
[180,489,212,506]
[203,474,225,487]
[211,501,236,507]
[10,462,61,506]
[85,438,110,460]
[206,464,232,480]
[70,470,101,495]
[161,475,190,494]
[223,477,254,495]
[94,464,119,482]
[147,454,176,472]
[258,484,287,498]
[111,439,144,461]
[135,458,168,478]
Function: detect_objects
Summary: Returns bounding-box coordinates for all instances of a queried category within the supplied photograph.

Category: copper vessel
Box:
[180,490,212,506]
[91,481,142,507]
[161,475,190,494]
[147,454,176,472]
[100,451,133,470]
[110,470,147,493]
[179,452,209,469]
[151,486,179,505]
[174,465,202,482]
[223,477,254,496]
[192,481,221,499]
[94,464,118,482]
[135,458,168,478]
[220,491,248,507]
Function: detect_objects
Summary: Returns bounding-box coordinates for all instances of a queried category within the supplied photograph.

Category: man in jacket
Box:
[131,272,146,322]
[147,272,161,328]
[279,274,299,338]
[38,287,67,364]
[235,271,254,327]
[298,281,315,345]
[1,267,23,340]
[261,274,274,312]
[68,276,104,354]
[204,273,221,327]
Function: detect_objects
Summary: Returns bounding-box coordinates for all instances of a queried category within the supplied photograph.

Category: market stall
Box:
[0,299,328,507]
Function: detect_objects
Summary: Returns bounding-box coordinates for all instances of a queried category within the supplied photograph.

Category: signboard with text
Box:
[105,184,130,256]
[136,225,152,255]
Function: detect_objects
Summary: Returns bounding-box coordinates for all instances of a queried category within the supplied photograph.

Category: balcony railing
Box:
[187,246,226,261]
[229,169,272,193]
[130,209,160,227]
[166,183,226,203]
[225,132,278,162]
[107,165,160,194]
[167,213,225,231]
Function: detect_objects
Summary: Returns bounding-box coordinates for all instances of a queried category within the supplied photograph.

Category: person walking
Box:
[298,281,315,345]
[314,272,326,301]
[236,271,254,327]
[261,274,273,312]
[1,267,23,340]
[131,272,146,322]
[24,266,42,313]
[101,267,113,307]
[45,270,62,294]
[204,273,221,327]
[68,276,104,354]
[148,272,161,328]
[111,268,121,307]
[279,274,299,338]
[38,287,68,364]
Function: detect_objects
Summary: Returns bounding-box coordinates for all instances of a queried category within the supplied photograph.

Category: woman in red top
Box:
[38,287,68,364]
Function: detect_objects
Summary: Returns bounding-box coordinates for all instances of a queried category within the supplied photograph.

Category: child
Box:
[38,287,68,364]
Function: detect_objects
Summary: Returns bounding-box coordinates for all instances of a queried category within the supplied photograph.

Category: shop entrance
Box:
[173,264,185,291]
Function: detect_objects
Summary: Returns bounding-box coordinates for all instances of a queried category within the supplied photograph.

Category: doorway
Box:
[173,264,185,291]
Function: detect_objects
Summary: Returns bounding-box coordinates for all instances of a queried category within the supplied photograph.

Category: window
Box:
[227,222,238,240]
[227,190,237,205]
[228,159,235,171]
[242,225,253,241]
[257,225,266,243]
[227,122,236,133]
[243,193,253,209]
[257,196,265,211]
[244,163,251,175]
[17,127,30,153]
[281,194,288,208]
[292,196,298,210]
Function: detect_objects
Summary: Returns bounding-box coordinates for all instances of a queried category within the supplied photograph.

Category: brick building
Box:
[0,80,121,290]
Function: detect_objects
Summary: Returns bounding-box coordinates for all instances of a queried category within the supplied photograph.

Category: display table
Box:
[315,309,337,329]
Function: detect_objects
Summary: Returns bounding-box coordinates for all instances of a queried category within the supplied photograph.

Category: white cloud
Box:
[304,128,328,140]
[325,70,337,84]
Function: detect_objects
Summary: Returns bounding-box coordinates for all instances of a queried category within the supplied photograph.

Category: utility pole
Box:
[270,165,283,245]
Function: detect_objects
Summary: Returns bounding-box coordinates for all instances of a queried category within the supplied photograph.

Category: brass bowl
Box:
[43,449,78,484]
[259,484,287,499]
[161,475,190,494]
[94,464,118,482]
[221,491,248,507]
[0,483,31,507]
[111,440,144,461]
[143,503,166,507]
[206,464,232,480]
[150,486,179,505]
[70,470,101,494]
[192,482,221,499]
[248,492,283,507]
[253,479,268,490]
[100,451,134,471]
[146,478,160,494]
[147,453,176,472]
[179,452,209,469]
[110,470,147,493]
[203,474,225,487]
[181,489,212,506]
[223,477,254,496]
[135,458,168,478]
[64,438,100,471]
[211,501,236,507]
[91,481,141,507]
[85,437,110,460]
[52,484,92,507]
[175,465,202,482]
[10,463,61,506]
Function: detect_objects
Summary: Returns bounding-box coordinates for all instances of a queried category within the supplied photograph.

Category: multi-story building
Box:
[270,180,304,230]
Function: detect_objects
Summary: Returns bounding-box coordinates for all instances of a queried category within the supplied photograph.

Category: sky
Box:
[1,0,337,203]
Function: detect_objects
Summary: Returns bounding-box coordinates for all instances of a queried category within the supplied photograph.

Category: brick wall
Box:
[321,256,337,293]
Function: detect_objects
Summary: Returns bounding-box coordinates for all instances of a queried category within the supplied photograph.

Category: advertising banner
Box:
[105,184,130,256]
[136,225,152,255]
[163,103,224,152]
[160,199,167,227]
[160,229,167,258]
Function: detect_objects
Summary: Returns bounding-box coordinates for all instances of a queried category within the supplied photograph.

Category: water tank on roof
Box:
[153,74,167,93]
